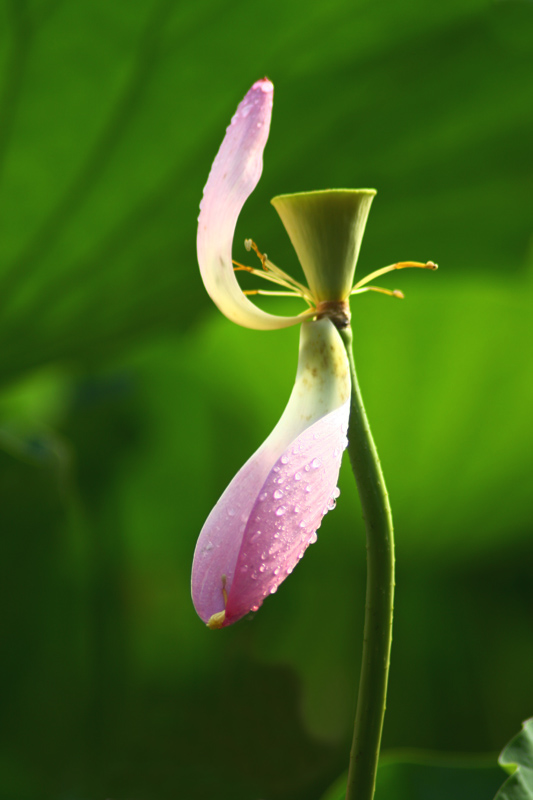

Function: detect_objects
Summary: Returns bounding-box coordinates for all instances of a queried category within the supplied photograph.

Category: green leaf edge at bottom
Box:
[495,718,533,800]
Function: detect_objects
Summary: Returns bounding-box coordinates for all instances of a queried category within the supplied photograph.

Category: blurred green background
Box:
[0,0,532,798]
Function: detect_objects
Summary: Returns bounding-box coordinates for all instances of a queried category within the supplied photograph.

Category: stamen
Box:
[244,289,304,297]
[245,238,268,270]
[233,239,316,306]
[206,574,228,630]
[233,261,304,292]
[351,286,405,299]
[353,260,437,292]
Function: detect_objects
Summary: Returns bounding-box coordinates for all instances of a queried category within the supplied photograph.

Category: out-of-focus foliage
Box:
[0,0,532,798]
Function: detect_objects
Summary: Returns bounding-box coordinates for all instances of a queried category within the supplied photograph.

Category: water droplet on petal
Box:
[305,484,312,493]
[270,585,278,594]
[333,487,341,499]
[293,504,301,514]
[259,492,268,502]
[251,604,259,611]
[275,506,286,516]
[294,471,302,481]
[240,564,248,573]
[281,454,289,464]
[311,457,321,469]
[259,564,266,573]
[309,532,318,544]
[327,498,337,511]
[273,567,280,576]
[273,489,284,500]
[273,465,280,473]
[251,571,258,580]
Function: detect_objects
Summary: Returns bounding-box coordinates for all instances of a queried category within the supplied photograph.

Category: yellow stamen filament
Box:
[351,286,405,299]
[352,261,437,294]
[240,239,315,301]
[244,289,305,297]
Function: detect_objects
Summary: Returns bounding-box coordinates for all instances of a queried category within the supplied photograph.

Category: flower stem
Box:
[339,325,395,800]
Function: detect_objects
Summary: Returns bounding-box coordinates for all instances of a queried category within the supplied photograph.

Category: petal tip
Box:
[251,78,273,94]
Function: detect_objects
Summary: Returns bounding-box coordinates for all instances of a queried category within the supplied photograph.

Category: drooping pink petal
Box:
[197,79,310,331]
[191,318,351,627]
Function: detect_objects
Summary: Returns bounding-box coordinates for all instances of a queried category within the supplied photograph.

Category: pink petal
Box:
[191,318,350,628]
[197,80,309,331]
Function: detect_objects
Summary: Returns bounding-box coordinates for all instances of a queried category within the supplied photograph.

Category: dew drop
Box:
[327,497,337,511]
[293,504,301,514]
[251,571,258,580]
[309,532,318,544]
[294,471,302,481]
[304,464,310,472]
[311,457,321,469]
[273,532,280,539]
[270,585,278,594]
[286,565,293,575]
[259,492,268,502]
[273,465,280,473]
[280,454,289,464]
[240,564,248,573]
[275,506,286,516]
[259,564,266,573]
[305,484,312,493]
[299,519,307,528]
[333,487,341,499]
[250,530,262,543]
[273,489,284,500]
[251,604,259,611]
[273,567,280,576]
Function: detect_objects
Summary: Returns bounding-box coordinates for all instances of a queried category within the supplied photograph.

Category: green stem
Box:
[339,325,395,800]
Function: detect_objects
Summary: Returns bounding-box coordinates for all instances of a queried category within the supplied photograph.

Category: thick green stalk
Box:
[339,325,395,800]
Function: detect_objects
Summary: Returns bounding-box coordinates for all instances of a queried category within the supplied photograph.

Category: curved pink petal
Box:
[191,318,350,628]
[197,79,309,331]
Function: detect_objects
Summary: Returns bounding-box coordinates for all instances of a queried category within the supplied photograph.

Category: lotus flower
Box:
[191,79,433,628]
